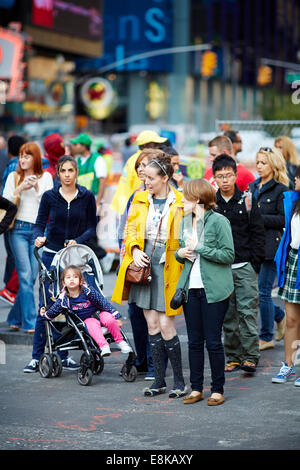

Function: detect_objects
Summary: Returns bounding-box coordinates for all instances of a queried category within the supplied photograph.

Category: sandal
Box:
[9,325,20,331]
[169,385,188,398]
[225,362,240,372]
[143,386,166,397]
[241,361,256,373]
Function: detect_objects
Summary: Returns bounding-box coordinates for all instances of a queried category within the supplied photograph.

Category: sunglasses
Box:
[259,147,273,153]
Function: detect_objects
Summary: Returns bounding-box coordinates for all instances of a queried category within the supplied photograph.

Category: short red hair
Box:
[17,142,43,180]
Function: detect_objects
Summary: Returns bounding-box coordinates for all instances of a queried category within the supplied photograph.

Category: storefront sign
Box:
[80,77,117,119]
[0,27,25,101]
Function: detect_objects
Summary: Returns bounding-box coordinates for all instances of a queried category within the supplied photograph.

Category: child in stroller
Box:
[41,265,132,358]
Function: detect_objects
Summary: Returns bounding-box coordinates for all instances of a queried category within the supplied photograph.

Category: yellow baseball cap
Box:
[136,130,168,146]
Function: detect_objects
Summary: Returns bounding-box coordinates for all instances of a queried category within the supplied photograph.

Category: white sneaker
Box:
[100,252,115,274]
[116,340,132,354]
[101,345,111,357]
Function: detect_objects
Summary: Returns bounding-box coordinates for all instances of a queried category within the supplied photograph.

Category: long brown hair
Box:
[17,142,43,183]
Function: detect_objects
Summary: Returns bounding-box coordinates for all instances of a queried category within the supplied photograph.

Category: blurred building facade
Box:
[0,0,299,136]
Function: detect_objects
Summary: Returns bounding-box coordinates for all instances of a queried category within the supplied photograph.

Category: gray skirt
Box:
[128,241,165,312]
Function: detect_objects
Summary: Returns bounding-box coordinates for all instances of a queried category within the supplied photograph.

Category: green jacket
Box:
[77,152,99,196]
[174,209,235,304]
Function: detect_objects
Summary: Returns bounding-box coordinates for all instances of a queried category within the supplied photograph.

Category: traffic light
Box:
[257,65,273,86]
[201,51,218,77]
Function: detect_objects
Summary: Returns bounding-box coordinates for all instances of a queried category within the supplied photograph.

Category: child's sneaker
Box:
[116,340,133,354]
[294,377,300,387]
[101,345,111,357]
[272,362,296,383]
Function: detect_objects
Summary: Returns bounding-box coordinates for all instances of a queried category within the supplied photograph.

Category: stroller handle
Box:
[34,244,51,275]
[34,245,44,265]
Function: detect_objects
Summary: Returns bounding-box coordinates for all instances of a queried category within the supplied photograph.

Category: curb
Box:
[0,323,33,345]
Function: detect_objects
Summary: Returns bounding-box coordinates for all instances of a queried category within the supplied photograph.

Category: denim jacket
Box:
[274,190,300,289]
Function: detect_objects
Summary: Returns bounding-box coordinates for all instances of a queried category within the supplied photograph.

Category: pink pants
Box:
[84,311,123,349]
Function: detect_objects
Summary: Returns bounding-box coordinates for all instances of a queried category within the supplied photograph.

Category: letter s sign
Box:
[145,8,166,43]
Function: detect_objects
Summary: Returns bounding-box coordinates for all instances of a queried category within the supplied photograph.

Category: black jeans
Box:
[183,289,229,394]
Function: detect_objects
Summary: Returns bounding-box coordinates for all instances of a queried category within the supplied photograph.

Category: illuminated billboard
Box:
[32,0,102,41]
[0,27,25,102]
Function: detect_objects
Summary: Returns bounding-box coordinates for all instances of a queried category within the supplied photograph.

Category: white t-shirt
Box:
[188,226,204,289]
[3,171,53,224]
[78,154,107,178]
[291,213,300,250]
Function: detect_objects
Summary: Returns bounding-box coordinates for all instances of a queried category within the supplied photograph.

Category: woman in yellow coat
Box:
[112,153,186,398]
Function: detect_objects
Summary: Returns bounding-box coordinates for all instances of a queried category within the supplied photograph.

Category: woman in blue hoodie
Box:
[272,166,300,386]
[24,155,97,373]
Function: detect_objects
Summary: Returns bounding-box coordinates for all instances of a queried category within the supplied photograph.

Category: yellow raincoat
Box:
[111,188,184,316]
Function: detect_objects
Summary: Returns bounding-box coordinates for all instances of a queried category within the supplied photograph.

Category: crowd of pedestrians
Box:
[0,127,299,404]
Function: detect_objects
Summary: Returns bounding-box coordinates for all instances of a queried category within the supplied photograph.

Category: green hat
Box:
[70,133,92,147]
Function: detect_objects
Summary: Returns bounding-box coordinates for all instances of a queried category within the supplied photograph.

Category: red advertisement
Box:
[32,0,54,28]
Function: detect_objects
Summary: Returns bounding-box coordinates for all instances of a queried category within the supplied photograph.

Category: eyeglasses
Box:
[215,173,236,181]
[259,147,273,153]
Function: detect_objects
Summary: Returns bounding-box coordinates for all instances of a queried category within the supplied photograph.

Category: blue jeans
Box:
[7,221,38,331]
[31,249,67,361]
[183,289,229,395]
[258,261,285,342]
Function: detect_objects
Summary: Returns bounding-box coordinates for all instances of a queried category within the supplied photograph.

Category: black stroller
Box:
[34,244,137,386]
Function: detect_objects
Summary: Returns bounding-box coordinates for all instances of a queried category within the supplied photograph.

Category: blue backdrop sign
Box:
[76,0,173,73]
[0,0,15,7]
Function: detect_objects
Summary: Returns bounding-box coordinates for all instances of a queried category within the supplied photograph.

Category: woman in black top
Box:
[24,156,97,373]
[249,147,289,351]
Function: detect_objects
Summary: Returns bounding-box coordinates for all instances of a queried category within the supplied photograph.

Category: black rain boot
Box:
[143,333,166,396]
[164,335,187,398]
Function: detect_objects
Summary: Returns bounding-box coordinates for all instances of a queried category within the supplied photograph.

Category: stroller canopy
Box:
[50,244,104,297]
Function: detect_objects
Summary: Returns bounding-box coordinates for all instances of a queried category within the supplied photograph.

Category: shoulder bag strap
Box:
[148,215,164,263]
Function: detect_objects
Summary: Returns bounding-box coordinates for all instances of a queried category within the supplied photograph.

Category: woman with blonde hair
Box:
[275,136,300,189]
[249,147,289,351]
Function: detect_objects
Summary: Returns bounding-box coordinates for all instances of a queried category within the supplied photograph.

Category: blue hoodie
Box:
[34,183,97,252]
[274,190,300,289]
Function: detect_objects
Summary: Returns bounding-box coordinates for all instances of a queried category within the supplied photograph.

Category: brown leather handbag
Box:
[125,261,152,285]
[125,216,163,286]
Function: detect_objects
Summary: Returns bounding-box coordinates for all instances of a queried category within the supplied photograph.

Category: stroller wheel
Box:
[77,352,93,386]
[51,353,63,377]
[92,352,104,375]
[39,353,53,378]
[121,364,137,382]
[77,367,93,386]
